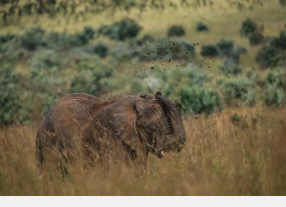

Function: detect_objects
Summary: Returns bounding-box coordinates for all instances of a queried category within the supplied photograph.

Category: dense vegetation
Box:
[0,0,286,196]
[1,11,286,124]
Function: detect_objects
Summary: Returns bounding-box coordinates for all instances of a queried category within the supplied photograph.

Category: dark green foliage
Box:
[248,31,264,46]
[264,85,285,107]
[201,45,218,57]
[30,49,60,70]
[279,0,286,6]
[70,56,113,95]
[0,64,32,125]
[219,59,243,76]
[101,18,142,41]
[256,45,283,68]
[130,66,221,115]
[167,25,186,37]
[240,18,258,37]
[218,77,256,106]
[240,18,264,47]
[72,32,89,46]
[269,31,286,50]
[93,42,108,58]
[21,26,46,50]
[196,22,209,32]
[263,70,286,107]
[136,34,155,46]
[43,31,72,51]
[216,39,246,63]
[0,33,17,44]
[112,38,195,62]
[256,31,286,68]
[217,39,234,56]
[178,86,222,114]
[83,26,95,39]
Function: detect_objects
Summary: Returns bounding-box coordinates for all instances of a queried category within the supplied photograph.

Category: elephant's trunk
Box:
[155,92,186,145]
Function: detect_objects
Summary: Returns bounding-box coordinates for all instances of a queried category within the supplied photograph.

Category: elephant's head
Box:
[135,92,186,158]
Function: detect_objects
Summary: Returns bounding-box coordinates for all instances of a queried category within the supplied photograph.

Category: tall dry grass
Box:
[0,106,286,196]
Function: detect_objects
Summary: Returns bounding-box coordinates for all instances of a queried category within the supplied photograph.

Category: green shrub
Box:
[219,60,243,76]
[102,18,142,41]
[167,25,186,37]
[264,85,285,107]
[256,45,283,68]
[178,86,222,114]
[21,26,46,51]
[265,70,286,89]
[196,22,209,32]
[44,31,72,51]
[218,77,256,106]
[30,49,60,70]
[240,18,259,37]
[256,31,286,68]
[83,26,95,39]
[217,39,234,56]
[201,45,218,57]
[136,34,155,46]
[112,38,195,62]
[279,0,286,6]
[0,65,32,125]
[93,42,108,58]
[70,56,113,95]
[248,31,264,46]
[268,31,286,50]
[0,33,17,44]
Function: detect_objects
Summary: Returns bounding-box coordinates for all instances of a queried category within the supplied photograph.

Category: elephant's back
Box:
[37,93,111,136]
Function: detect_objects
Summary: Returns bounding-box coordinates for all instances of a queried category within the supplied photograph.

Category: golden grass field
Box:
[1,106,286,196]
[1,0,286,196]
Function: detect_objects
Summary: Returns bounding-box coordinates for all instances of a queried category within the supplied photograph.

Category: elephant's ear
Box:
[134,98,146,118]
[98,104,140,151]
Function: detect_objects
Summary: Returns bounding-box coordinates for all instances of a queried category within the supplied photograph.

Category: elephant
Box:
[36,91,186,168]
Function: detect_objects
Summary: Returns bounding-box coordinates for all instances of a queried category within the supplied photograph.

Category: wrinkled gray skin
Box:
[36,92,186,167]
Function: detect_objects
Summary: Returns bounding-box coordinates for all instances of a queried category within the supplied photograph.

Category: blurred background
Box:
[1,0,286,196]
[0,0,285,125]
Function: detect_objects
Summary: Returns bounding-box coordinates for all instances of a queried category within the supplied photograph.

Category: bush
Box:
[30,49,60,70]
[219,77,256,106]
[167,25,186,37]
[136,34,155,46]
[248,31,264,46]
[0,33,17,44]
[201,45,219,57]
[268,31,286,50]
[112,38,196,62]
[219,59,243,76]
[240,18,258,37]
[265,70,286,89]
[70,56,113,95]
[21,26,46,51]
[217,39,234,57]
[256,45,283,68]
[216,39,246,63]
[103,18,142,41]
[264,85,285,107]
[83,26,95,39]
[196,22,209,32]
[263,69,286,107]
[43,31,72,51]
[256,31,286,68]
[178,86,222,114]
[93,42,108,58]
[0,65,32,125]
